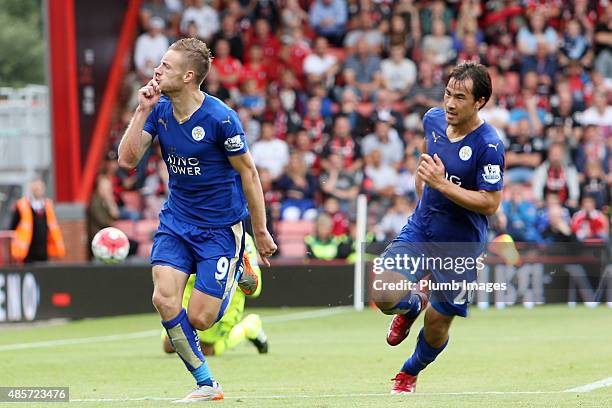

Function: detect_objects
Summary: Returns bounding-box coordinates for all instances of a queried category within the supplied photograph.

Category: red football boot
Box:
[386,291,428,346]
[391,372,418,394]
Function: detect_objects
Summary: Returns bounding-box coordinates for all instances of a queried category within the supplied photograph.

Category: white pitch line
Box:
[262,306,352,323]
[0,330,160,352]
[70,390,563,402]
[0,307,352,353]
[564,377,612,393]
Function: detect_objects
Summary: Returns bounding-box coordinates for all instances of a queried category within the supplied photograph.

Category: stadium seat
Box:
[276,220,314,258]
[134,219,159,242]
[121,191,143,212]
[112,220,135,238]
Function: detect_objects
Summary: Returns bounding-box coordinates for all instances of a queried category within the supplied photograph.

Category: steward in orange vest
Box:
[10,184,66,263]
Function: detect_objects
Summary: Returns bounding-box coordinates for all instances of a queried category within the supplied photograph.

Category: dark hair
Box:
[447,62,492,109]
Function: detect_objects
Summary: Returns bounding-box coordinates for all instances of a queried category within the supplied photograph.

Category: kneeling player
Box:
[162,233,268,355]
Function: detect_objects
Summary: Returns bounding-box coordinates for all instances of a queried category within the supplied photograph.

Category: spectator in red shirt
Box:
[571,195,609,242]
[244,18,281,63]
[212,38,242,91]
[241,44,270,92]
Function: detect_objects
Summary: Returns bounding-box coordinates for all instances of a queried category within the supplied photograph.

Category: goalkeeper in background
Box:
[162,232,268,355]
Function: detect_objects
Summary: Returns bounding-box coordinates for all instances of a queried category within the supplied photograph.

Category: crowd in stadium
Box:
[93,0,611,259]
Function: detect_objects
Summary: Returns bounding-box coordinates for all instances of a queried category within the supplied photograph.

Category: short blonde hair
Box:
[169,38,212,85]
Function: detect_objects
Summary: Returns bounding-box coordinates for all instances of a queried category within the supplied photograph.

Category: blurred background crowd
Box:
[92,0,611,260]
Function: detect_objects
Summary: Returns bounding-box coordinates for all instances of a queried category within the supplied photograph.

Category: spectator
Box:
[244,18,282,63]
[540,203,577,243]
[396,153,418,198]
[375,195,414,242]
[251,121,290,180]
[575,125,609,173]
[422,18,455,66]
[580,160,610,211]
[180,0,219,42]
[579,91,612,127]
[385,12,419,55]
[363,148,398,201]
[506,118,544,183]
[237,107,260,146]
[593,4,612,80]
[241,45,270,93]
[404,61,444,120]
[380,44,417,101]
[419,0,452,36]
[211,14,244,60]
[239,78,265,116]
[278,70,306,115]
[319,152,362,214]
[134,16,169,81]
[303,36,339,87]
[371,89,404,135]
[302,96,329,156]
[321,115,362,172]
[479,94,510,144]
[342,38,382,102]
[520,41,558,83]
[571,195,609,242]
[202,66,231,103]
[335,88,370,137]
[309,0,348,47]
[276,154,318,221]
[361,112,404,168]
[211,38,242,91]
[532,143,580,208]
[139,0,172,31]
[280,0,309,37]
[502,183,541,242]
[140,155,168,220]
[321,197,349,236]
[516,10,559,56]
[344,10,385,52]
[304,213,346,260]
[87,173,120,259]
[559,19,592,67]
[294,129,317,169]
[455,32,485,64]
[10,178,65,263]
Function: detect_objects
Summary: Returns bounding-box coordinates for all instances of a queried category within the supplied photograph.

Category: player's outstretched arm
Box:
[418,153,501,215]
[118,78,159,169]
[228,152,278,266]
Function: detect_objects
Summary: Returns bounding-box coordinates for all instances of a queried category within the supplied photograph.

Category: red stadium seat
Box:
[134,219,159,242]
[112,220,136,238]
[121,191,143,212]
[276,220,314,258]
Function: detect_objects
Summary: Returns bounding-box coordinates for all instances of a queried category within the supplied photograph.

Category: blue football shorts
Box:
[150,209,245,321]
[380,224,484,318]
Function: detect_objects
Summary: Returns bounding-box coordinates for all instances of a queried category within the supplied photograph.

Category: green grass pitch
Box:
[1,305,610,407]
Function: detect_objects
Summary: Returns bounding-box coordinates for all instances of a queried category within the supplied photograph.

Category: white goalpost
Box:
[353,194,368,311]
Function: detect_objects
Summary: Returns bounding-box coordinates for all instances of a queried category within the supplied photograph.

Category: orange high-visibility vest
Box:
[11,197,66,262]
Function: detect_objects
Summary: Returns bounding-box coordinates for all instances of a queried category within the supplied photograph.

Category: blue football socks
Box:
[162,308,214,387]
[382,292,423,317]
[401,328,449,376]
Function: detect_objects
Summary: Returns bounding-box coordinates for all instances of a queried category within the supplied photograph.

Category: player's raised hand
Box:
[138,77,161,110]
[417,153,446,190]
[254,230,277,267]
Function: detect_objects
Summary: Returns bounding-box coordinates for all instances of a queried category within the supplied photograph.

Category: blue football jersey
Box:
[143,93,249,228]
[407,107,505,243]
